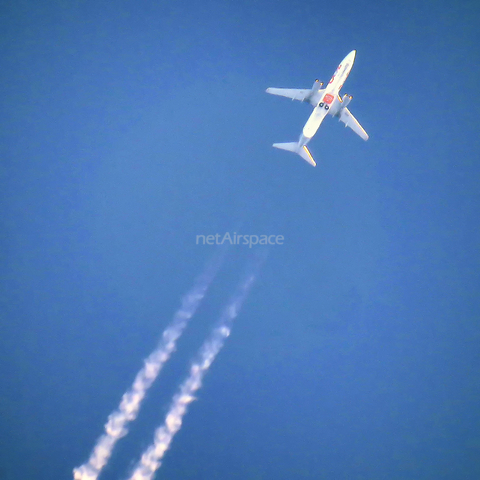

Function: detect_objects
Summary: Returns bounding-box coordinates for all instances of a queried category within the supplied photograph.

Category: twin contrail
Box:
[73,253,261,480]
[127,270,257,480]
[73,255,223,480]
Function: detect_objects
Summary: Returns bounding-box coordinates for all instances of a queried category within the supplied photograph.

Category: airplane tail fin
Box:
[272,142,316,167]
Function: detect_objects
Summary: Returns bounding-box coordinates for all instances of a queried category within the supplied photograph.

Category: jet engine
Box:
[341,94,352,108]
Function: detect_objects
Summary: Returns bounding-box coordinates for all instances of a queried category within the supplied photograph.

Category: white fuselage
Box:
[299,50,356,145]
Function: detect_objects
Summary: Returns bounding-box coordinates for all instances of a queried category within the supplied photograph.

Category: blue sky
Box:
[1,1,480,479]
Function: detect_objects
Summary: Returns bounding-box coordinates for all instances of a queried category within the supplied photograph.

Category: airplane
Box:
[266,50,368,167]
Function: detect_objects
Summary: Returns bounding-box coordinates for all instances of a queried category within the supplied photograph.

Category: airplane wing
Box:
[338,107,369,140]
[266,88,311,102]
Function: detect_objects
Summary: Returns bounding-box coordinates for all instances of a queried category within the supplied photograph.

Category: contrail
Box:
[73,254,224,480]
[127,266,259,480]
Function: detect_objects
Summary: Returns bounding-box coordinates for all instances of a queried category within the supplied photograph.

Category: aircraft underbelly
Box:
[303,105,329,138]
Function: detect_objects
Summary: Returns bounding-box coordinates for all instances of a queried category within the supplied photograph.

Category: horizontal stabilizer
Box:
[272,142,316,167]
[272,141,298,153]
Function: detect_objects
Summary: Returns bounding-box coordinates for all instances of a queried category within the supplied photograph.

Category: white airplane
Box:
[266,50,368,167]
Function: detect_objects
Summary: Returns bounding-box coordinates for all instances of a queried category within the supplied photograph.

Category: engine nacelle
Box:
[311,79,324,91]
[341,93,352,108]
